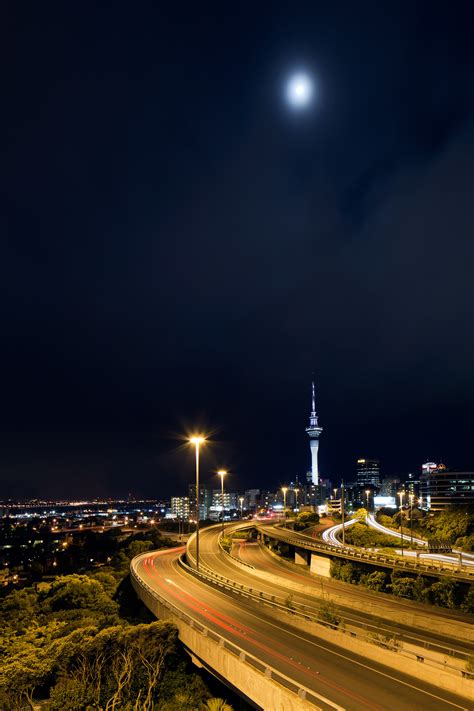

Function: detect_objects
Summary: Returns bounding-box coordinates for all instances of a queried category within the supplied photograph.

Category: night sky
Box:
[3,2,474,500]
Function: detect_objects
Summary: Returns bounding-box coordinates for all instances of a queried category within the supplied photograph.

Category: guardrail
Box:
[259,525,474,582]
[176,551,473,679]
[130,553,343,710]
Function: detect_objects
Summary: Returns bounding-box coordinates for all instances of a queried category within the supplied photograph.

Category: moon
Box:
[285,72,314,109]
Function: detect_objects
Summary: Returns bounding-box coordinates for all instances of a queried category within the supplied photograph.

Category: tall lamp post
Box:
[365,489,371,517]
[190,436,206,571]
[341,480,345,545]
[217,470,227,536]
[239,496,244,518]
[409,493,414,546]
[294,488,299,511]
[282,487,288,526]
[398,491,404,556]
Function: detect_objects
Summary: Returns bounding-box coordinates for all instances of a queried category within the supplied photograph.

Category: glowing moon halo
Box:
[285,72,314,109]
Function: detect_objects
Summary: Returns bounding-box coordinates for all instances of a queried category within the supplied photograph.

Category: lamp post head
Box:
[217,469,227,478]
[190,436,206,446]
[282,486,288,494]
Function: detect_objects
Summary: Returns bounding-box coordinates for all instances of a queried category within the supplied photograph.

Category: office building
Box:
[420,464,474,511]
[187,484,212,521]
[356,458,380,487]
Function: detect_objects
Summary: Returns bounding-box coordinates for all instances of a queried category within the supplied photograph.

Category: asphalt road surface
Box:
[135,541,473,710]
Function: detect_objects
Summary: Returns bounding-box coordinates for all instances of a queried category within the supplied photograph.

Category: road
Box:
[133,532,473,710]
[196,526,473,658]
[365,515,474,566]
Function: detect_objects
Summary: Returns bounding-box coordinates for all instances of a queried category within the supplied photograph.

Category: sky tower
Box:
[306,379,323,485]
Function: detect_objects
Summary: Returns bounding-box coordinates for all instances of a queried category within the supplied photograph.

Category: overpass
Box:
[131,525,473,710]
[256,522,474,582]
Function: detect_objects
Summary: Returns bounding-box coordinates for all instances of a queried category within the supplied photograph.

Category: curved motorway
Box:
[134,529,473,710]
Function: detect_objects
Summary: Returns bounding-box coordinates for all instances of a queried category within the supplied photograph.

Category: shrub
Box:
[318,601,342,629]
[360,571,387,592]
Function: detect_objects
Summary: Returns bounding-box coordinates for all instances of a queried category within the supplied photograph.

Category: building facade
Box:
[356,459,380,488]
[420,464,474,510]
[170,497,190,519]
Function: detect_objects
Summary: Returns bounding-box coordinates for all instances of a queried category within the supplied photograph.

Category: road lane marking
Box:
[150,548,470,711]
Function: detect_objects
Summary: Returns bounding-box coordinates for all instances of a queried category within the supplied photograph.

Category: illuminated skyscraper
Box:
[305,379,323,485]
[356,458,380,487]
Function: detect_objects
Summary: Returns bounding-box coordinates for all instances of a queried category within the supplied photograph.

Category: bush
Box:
[422,578,459,609]
[466,655,474,675]
[461,589,474,613]
[360,571,387,592]
[369,632,400,650]
[389,573,418,600]
[318,601,342,629]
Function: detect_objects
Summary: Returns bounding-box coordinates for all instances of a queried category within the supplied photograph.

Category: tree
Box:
[354,508,368,521]
[127,539,154,560]
[0,588,38,634]
[389,573,418,599]
[423,578,459,609]
[360,571,386,592]
[91,571,119,597]
[461,589,474,613]
[40,574,119,618]
[0,640,58,710]
[200,699,234,711]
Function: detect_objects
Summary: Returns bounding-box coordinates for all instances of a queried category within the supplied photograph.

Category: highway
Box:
[366,514,474,566]
[132,529,473,710]
[195,526,474,659]
[321,519,357,545]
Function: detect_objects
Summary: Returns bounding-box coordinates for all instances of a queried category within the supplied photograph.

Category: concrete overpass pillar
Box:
[310,554,331,577]
[294,549,309,565]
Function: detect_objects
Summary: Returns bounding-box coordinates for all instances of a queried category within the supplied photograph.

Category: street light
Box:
[365,489,371,515]
[294,487,299,511]
[190,436,206,571]
[398,491,404,556]
[409,493,414,546]
[282,487,288,526]
[239,496,244,518]
[341,481,346,545]
[218,470,227,536]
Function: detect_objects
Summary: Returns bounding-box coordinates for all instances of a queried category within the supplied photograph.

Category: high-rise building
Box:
[420,464,474,510]
[244,489,260,510]
[380,477,400,497]
[356,459,380,487]
[305,379,323,485]
[187,484,212,521]
[211,490,238,511]
[171,497,190,519]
